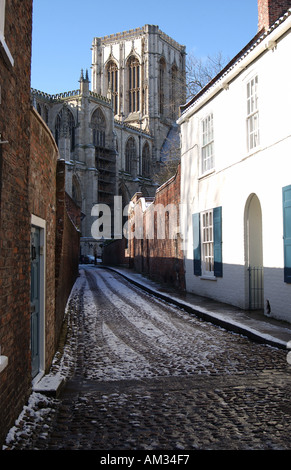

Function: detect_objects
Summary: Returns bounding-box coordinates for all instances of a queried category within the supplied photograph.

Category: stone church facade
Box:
[31,25,186,257]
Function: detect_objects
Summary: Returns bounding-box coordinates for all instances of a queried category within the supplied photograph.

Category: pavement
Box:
[102,265,291,352]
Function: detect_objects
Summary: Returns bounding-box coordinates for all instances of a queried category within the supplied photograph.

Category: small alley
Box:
[3,266,291,451]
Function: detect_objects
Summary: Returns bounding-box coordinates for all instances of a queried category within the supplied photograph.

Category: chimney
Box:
[258,0,291,31]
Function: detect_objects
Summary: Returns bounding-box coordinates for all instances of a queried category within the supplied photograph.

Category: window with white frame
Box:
[201,210,214,275]
[0,0,5,37]
[247,76,259,151]
[0,0,13,67]
[201,113,214,173]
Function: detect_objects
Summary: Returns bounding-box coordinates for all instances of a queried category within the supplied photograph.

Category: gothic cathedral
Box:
[31,25,186,257]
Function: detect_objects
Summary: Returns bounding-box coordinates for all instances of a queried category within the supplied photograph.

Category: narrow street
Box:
[4,266,291,451]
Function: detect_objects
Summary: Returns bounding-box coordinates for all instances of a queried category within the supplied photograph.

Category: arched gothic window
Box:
[171,65,178,119]
[55,106,75,151]
[44,105,49,124]
[55,114,61,145]
[142,142,151,177]
[125,137,136,174]
[91,108,106,148]
[107,61,118,115]
[128,56,140,113]
[159,58,166,115]
[72,174,82,208]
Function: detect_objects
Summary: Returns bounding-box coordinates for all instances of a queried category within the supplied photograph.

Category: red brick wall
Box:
[30,113,80,374]
[129,165,185,291]
[55,160,80,343]
[29,108,59,367]
[102,166,185,290]
[0,0,33,446]
[258,0,291,31]
[103,238,129,266]
[65,192,82,230]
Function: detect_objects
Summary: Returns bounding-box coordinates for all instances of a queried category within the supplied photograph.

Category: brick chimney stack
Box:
[258,0,291,31]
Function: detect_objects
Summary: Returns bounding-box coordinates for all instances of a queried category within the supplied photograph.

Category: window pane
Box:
[201,210,214,274]
[201,114,214,173]
[247,76,259,151]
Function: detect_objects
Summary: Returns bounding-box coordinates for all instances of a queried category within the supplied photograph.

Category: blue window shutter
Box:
[192,213,201,276]
[213,206,223,277]
[282,185,291,283]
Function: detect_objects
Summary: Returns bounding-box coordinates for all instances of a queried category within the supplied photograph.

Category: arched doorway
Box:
[244,193,264,310]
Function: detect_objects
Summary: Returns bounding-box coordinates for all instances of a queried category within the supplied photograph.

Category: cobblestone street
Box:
[3,266,291,452]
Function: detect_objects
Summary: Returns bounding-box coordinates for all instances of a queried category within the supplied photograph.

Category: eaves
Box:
[178,9,291,124]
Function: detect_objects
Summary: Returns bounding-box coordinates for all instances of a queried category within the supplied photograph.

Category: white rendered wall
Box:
[180,25,291,322]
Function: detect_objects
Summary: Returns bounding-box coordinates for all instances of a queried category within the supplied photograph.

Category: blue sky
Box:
[31,0,259,94]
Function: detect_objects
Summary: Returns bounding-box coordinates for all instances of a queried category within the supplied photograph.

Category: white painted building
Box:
[178,1,291,323]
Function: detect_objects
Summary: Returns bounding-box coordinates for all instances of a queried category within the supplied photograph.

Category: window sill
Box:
[198,168,215,180]
[0,355,8,373]
[245,145,262,159]
[0,33,14,68]
[200,275,217,281]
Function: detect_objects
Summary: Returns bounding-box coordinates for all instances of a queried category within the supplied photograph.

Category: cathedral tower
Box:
[32,25,186,258]
[91,24,186,163]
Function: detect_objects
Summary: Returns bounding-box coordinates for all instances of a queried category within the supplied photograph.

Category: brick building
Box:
[0,0,33,446]
[125,164,185,291]
[29,109,80,377]
[55,161,80,342]
[0,1,80,446]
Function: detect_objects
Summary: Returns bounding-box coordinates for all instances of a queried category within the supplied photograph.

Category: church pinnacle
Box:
[79,68,90,95]
[79,69,90,83]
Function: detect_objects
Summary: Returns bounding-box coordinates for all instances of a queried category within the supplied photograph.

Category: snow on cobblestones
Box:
[97,276,179,342]
[80,268,232,380]
[3,266,290,450]
[94,322,153,380]
[97,271,177,330]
